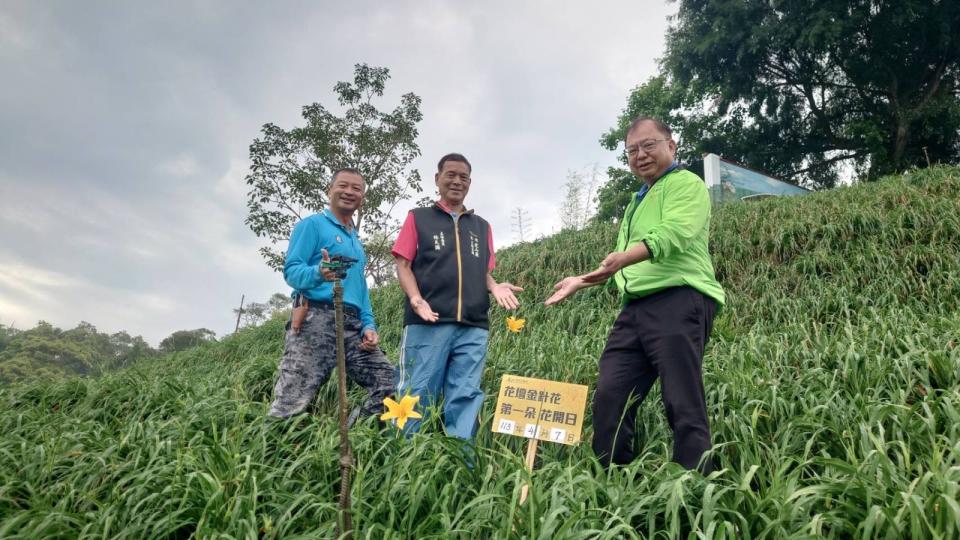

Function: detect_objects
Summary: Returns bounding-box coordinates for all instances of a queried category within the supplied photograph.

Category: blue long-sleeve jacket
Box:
[283,209,377,333]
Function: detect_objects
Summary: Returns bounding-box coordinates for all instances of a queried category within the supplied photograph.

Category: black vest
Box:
[404,205,491,328]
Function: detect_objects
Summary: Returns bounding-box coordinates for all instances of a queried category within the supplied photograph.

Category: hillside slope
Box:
[2,166,958,538]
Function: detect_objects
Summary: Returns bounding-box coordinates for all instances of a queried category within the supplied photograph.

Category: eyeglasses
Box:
[625,139,669,157]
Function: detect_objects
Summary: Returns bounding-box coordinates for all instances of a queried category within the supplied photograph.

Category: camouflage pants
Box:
[269,305,395,419]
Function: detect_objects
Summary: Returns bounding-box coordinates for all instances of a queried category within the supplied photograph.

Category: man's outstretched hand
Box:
[581,251,629,284]
[491,282,524,310]
[544,276,585,306]
[411,297,440,322]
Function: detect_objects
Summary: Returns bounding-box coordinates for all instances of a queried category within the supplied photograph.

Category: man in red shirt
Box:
[391,153,522,440]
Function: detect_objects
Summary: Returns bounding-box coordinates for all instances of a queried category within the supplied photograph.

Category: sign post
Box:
[520,438,538,504]
[491,374,588,504]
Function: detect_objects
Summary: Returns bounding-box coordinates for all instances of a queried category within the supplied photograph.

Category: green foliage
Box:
[245,63,425,286]
[593,166,639,223]
[158,328,216,354]
[601,0,960,203]
[0,325,17,354]
[2,167,959,537]
[106,331,155,371]
[0,322,157,384]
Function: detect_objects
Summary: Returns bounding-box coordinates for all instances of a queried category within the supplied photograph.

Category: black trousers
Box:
[592,286,717,471]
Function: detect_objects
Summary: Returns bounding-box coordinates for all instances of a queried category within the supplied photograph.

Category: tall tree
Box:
[600,0,960,214]
[237,302,269,327]
[266,292,290,313]
[232,292,293,329]
[559,164,603,230]
[108,331,156,370]
[245,64,425,286]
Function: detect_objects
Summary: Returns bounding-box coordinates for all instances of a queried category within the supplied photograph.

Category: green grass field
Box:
[2,166,958,539]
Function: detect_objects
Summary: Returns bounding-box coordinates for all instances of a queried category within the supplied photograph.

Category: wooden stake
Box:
[234,294,245,333]
[519,438,539,505]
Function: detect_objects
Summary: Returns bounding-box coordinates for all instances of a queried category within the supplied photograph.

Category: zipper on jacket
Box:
[454,216,463,321]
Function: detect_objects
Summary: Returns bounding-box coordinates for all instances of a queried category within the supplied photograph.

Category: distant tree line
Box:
[0,322,217,384]
[0,291,298,384]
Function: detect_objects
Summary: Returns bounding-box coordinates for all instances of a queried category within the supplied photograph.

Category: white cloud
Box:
[214,157,250,199]
[159,154,200,177]
[0,254,175,338]
[0,11,31,54]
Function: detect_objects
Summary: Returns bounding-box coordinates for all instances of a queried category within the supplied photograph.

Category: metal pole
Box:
[334,279,353,539]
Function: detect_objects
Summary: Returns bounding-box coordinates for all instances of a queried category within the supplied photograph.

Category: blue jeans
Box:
[396,323,489,440]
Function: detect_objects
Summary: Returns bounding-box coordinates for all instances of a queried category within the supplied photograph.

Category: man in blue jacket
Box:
[268,168,394,421]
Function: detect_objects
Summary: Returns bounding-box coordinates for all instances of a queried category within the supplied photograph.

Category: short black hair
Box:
[332,167,363,182]
[625,116,673,142]
[437,153,472,173]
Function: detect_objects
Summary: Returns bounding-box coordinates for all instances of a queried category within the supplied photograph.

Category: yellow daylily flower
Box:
[506,316,526,333]
[380,394,422,429]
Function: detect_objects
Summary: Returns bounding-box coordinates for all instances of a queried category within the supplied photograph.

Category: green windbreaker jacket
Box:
[613,168,726,307]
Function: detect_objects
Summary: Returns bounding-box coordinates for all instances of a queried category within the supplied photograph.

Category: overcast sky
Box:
[0,1,674,345]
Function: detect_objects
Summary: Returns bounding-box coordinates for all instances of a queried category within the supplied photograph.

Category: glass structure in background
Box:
[703,153,810,204]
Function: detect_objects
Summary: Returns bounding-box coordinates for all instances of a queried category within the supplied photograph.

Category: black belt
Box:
[298,297,359,318]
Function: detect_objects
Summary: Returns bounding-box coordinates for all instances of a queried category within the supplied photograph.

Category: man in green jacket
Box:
[545,116,724,472]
